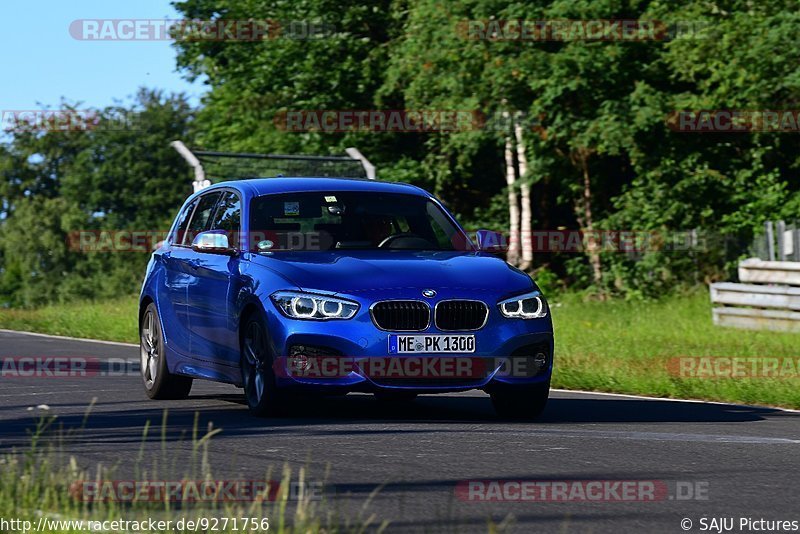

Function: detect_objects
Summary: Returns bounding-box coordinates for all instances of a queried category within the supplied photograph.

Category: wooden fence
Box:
[710,258,800,332]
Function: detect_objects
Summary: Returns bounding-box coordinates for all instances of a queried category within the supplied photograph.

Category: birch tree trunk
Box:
[576,148,603,288]
[503,112,520,266]
[515,119,533,271]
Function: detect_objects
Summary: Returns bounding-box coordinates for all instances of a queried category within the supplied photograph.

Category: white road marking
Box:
[552,388,800,413]
[0,389,125,398]
[0,329,137,348]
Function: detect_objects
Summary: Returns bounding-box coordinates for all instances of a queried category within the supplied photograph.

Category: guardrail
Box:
[710,258,800,332]
[170,140,376,192]
[755,220,800,262]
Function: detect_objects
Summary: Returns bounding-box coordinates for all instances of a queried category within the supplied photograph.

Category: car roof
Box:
[204,177,429,198]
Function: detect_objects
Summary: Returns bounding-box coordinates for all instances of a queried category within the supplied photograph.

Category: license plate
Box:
[388,334,475,354]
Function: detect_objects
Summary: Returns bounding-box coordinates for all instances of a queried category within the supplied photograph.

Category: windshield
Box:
[248,191,468,252]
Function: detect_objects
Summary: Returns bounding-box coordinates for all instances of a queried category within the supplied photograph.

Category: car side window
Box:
[171,198,198,246]
[210,192,241,235]
[183,192,222,246]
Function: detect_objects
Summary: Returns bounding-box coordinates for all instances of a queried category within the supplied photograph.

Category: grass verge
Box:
[1,291,799,408]
[0,297,138,343]
[552,290,800,408]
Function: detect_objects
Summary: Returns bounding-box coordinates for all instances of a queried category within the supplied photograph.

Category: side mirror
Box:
[475,229,508,253]
[192,231,236,255]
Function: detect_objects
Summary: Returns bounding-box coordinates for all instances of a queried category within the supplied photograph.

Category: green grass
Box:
[1,291,799,408]
[0,297,139,344]
[551,290,800,408]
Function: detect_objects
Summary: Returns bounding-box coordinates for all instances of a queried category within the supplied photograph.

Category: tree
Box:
[0,91,195,306]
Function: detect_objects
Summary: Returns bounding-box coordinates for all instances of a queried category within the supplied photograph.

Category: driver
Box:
[362,214,395,247]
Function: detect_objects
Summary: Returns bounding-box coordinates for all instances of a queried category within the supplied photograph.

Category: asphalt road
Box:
[1,329,799,533]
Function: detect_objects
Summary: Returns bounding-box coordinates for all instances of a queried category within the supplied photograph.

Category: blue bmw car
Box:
[139,177,553,419]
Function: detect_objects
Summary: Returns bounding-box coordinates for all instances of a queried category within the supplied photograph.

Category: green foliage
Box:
[3,1,800,304]
[0,90,195,307]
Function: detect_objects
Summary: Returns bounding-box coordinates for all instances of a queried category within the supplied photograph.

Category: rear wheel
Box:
[490,381,549,420]
[240,313,284,417]
[140,303,192,399]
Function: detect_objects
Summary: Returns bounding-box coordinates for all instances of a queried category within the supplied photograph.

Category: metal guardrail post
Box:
[765,221,775,261]
[345,147,376,179]
[794,224,800,262]
[777,220,786,261]
[171,140,210,192]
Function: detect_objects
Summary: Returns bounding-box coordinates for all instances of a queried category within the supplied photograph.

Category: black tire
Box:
[140,303,192,400]
[240,312,284,417]
[490,381,550,420]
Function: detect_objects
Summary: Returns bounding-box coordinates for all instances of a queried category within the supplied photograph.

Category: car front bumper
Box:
[264,294,554,394]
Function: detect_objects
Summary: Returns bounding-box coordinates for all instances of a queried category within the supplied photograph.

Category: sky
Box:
[0,0,205,111]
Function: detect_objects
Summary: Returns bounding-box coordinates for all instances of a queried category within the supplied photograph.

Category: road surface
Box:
[1,330,798,533]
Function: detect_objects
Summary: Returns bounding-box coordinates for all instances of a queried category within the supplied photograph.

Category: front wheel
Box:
[140,303,192,400]
[490,381,549,420]
[240,313,284,417]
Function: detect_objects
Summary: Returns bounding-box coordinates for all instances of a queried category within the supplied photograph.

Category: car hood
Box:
[247,250,534,296]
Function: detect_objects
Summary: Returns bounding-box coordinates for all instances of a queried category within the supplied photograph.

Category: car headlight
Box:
[271,291,359,320]
[498,291,548,319]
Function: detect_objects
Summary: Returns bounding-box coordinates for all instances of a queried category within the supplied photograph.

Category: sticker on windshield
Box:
[284,201,300,216]
[324,195,337,203]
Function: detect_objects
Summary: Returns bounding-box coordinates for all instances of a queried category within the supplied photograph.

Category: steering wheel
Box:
[378,233,433,249]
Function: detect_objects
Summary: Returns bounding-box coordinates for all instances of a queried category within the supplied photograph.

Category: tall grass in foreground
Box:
[0,407,512,533]
[0,407,391,534]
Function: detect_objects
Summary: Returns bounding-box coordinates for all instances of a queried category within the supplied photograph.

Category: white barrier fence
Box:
[710,258,800,332]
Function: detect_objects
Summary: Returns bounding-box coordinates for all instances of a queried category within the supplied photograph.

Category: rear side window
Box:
[171,198,198,246]
[183,192,221,245]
